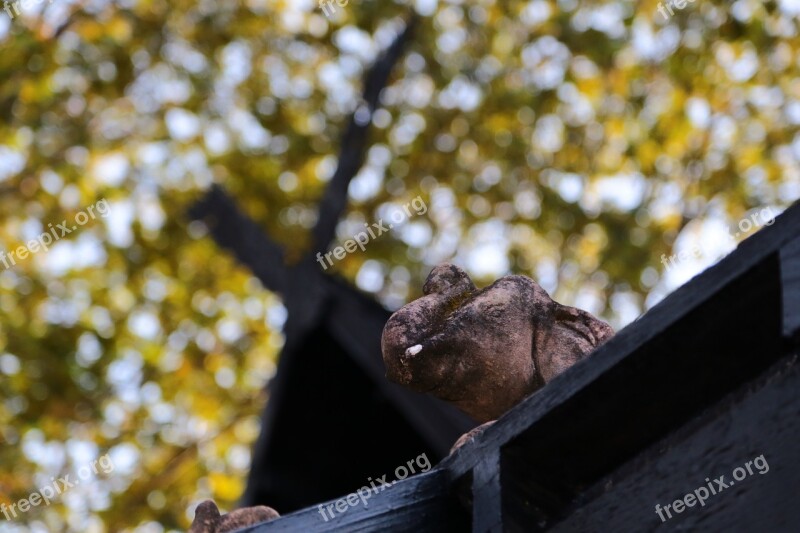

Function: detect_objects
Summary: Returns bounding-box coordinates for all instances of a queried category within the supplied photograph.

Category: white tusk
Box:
[405,344,423,356]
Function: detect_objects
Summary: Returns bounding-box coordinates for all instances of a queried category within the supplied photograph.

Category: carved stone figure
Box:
[189,500,279,533]
[381,263,614,424]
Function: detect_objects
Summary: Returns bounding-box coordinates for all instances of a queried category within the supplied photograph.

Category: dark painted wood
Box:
[311,15,417,254]
[550,355,800,532]
[500,256,784,528]
[240,326,455,512]
[780,234,800,338]
[189,185,288,295]
[472,449,502,532]
[238,470,468,533]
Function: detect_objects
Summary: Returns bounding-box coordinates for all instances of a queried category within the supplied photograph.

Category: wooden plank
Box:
[311,15,417,253]
[188,185,288,295]
[239,469,466,532]
[498,256,785,527]
[780,234,800,338]
[472,449,502,533]
[550,355,800,532]
[240,328,451,511]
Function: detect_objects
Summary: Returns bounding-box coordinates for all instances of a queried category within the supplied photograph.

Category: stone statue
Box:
[381,263,614,425]
[189,500,279,533]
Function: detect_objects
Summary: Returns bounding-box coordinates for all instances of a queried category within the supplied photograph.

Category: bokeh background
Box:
[1,0,798,530]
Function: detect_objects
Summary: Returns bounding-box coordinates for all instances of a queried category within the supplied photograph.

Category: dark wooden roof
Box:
[236,201,800,532]
[190,185,476,513]
[189,14,799,530]
[189,15,480,514]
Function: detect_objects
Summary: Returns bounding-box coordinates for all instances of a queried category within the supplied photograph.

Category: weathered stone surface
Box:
[381,263,614,423]
[188,500,279,533]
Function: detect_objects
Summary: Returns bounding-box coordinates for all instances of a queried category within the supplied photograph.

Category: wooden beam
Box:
[311,15,418,254]
[551,354,800,532]
[780,234,800,339]
[472,449,502,532]
[188,184,289,296]
[238,470,466,532]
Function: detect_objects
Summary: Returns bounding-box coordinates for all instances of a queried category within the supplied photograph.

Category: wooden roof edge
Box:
[239,200,800,531]
[237,469,454,533]
[441,200,800,478]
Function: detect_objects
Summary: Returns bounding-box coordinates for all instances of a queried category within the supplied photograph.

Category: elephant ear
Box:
[587,311,615,345]
[534,304,614,382]
[554,304,614,347]
[189,500,222,533]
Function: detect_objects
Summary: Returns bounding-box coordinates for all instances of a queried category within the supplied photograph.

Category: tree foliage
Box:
[0,0,797,530]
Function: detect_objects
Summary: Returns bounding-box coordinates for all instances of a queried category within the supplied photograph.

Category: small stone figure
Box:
[381,263,614,424]
[189,500,279,533]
